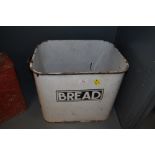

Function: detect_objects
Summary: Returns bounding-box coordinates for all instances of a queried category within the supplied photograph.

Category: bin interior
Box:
[31,40,128,74]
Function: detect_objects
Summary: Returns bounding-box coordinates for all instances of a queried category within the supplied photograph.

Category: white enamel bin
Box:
[30,40,129,122]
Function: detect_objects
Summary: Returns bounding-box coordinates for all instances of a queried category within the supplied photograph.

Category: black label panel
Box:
[56,89,104,102]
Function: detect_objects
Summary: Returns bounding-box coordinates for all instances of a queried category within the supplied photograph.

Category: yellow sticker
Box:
[94,79,101,86]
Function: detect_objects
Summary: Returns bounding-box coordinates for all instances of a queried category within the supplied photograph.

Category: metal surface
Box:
[30,40,129,122]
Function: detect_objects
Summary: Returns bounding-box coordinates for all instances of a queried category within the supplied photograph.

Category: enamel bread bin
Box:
[30,40,129,122]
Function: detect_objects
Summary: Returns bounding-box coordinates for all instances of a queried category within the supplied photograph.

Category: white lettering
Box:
[57,89,103,102]
[75,91,81,100]
[92,91,101,99]
[67,92,74,101]
[82,92,90,100]
[58,93,66,101]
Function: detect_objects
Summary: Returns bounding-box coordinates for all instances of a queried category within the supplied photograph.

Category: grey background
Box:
[115,27,155,128]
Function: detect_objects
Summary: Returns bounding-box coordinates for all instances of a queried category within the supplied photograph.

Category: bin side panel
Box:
[34,73,124,122]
